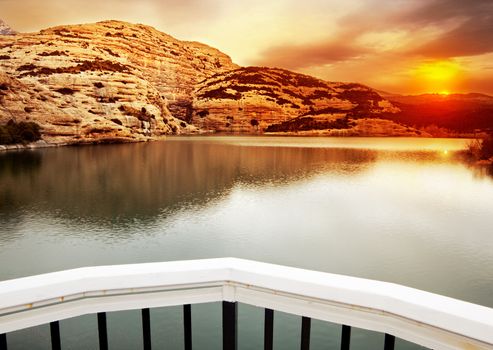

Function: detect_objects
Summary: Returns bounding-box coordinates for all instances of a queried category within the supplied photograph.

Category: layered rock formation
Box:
[0,20,237,144]
[0,20,413,144]
[192,67,405,135]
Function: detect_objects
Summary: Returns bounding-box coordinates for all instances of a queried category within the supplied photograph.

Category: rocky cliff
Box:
[0,20,412,145]
[0,20,238,144]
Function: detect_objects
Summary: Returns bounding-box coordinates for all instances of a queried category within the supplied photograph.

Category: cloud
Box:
[253,39,367,70]
[392,0,493,58]
[411,14,493,58]
[395,0,492,26]
[255,0,493,71]
[0,0,222,32]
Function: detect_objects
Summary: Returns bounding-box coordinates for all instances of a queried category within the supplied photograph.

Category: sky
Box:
[1,0,493,95]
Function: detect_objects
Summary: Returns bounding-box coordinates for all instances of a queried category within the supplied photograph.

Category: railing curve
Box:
[0,258,492,350]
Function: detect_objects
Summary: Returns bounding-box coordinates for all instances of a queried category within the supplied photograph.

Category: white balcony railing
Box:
[0,258,492,350]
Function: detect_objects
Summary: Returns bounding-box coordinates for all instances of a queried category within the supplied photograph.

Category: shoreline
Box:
[0,134,478,154]
[0,140,70,152]
[0,136,156,152]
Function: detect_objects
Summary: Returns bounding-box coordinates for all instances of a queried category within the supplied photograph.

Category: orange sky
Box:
[1,0,493,95]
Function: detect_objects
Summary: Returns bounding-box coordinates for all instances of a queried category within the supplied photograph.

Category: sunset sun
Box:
[414,61,460,94]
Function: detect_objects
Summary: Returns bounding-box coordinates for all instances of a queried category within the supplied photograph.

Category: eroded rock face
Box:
[192,67,401,134]
[0,20,238,144]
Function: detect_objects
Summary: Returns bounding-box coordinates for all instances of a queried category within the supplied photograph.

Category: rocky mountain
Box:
[192,67,409,135]
[0,19,16,36]
[0,20,237,144]
[1,20,415,145]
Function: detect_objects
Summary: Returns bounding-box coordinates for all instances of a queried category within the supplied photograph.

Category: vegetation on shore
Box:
[0,120,41,145]
[467,134,493,163]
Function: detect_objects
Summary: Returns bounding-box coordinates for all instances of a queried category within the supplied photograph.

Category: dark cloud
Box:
[395,0,493,26]
[390,0,493,58]
[253,39,367,70]
[256,0,493,71]
[412,15,493,58]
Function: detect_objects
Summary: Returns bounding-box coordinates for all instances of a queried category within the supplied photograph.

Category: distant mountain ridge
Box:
[382,93,493,134]
[0,19,16,35]
[379,91,493,103]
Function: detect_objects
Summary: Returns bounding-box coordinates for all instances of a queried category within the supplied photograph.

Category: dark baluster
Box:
[384,334,395,350]
[264,309,274,350]
[341,325,351,350]
[1,333,7,350]
[300,317,311,350]
[97,312,109,350]
[184,304,192,350]
[142,308,152,350]
[50,321,61,350]
[222,301,238,350]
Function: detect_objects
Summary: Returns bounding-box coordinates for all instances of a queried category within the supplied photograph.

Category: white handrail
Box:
[0,258,492,349]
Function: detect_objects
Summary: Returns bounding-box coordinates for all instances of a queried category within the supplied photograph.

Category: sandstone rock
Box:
[192,67,401,135]
[0,20,237,144]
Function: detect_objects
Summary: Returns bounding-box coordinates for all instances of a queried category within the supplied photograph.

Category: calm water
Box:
[1,136,493,349]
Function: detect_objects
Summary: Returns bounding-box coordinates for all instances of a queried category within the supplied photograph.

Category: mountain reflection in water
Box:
[0,141,377,225]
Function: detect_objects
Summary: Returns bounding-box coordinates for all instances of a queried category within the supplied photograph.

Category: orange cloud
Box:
[253,39,368,69]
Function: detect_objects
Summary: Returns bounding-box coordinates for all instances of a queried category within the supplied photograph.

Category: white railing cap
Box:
[0,258,492,348]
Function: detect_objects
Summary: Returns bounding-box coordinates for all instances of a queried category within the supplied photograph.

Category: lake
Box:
[1,136,492,349]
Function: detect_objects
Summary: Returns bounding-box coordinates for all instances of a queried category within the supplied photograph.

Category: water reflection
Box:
[0,151,42,176]
[470,163,493,178]
[0,142,378,227]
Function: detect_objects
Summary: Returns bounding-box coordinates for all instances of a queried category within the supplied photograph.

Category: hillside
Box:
[192,67,413,135]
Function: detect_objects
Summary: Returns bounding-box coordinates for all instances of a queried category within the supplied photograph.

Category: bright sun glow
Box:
[416,61,460,81]
[413,61,460,94]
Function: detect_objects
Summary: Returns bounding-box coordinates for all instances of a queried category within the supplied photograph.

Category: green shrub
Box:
[0,120,42,145]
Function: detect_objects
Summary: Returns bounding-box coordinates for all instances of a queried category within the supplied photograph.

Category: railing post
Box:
[222,301,237,350]
[50,321,61,350]
[300,317,311,350]
[341,325,351,350]
[97,312,109,350]
[264,309,274,350]
[184,304,192,350]
[0,333,7,350]
[142,308,152,350]
[384,334,395,350]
